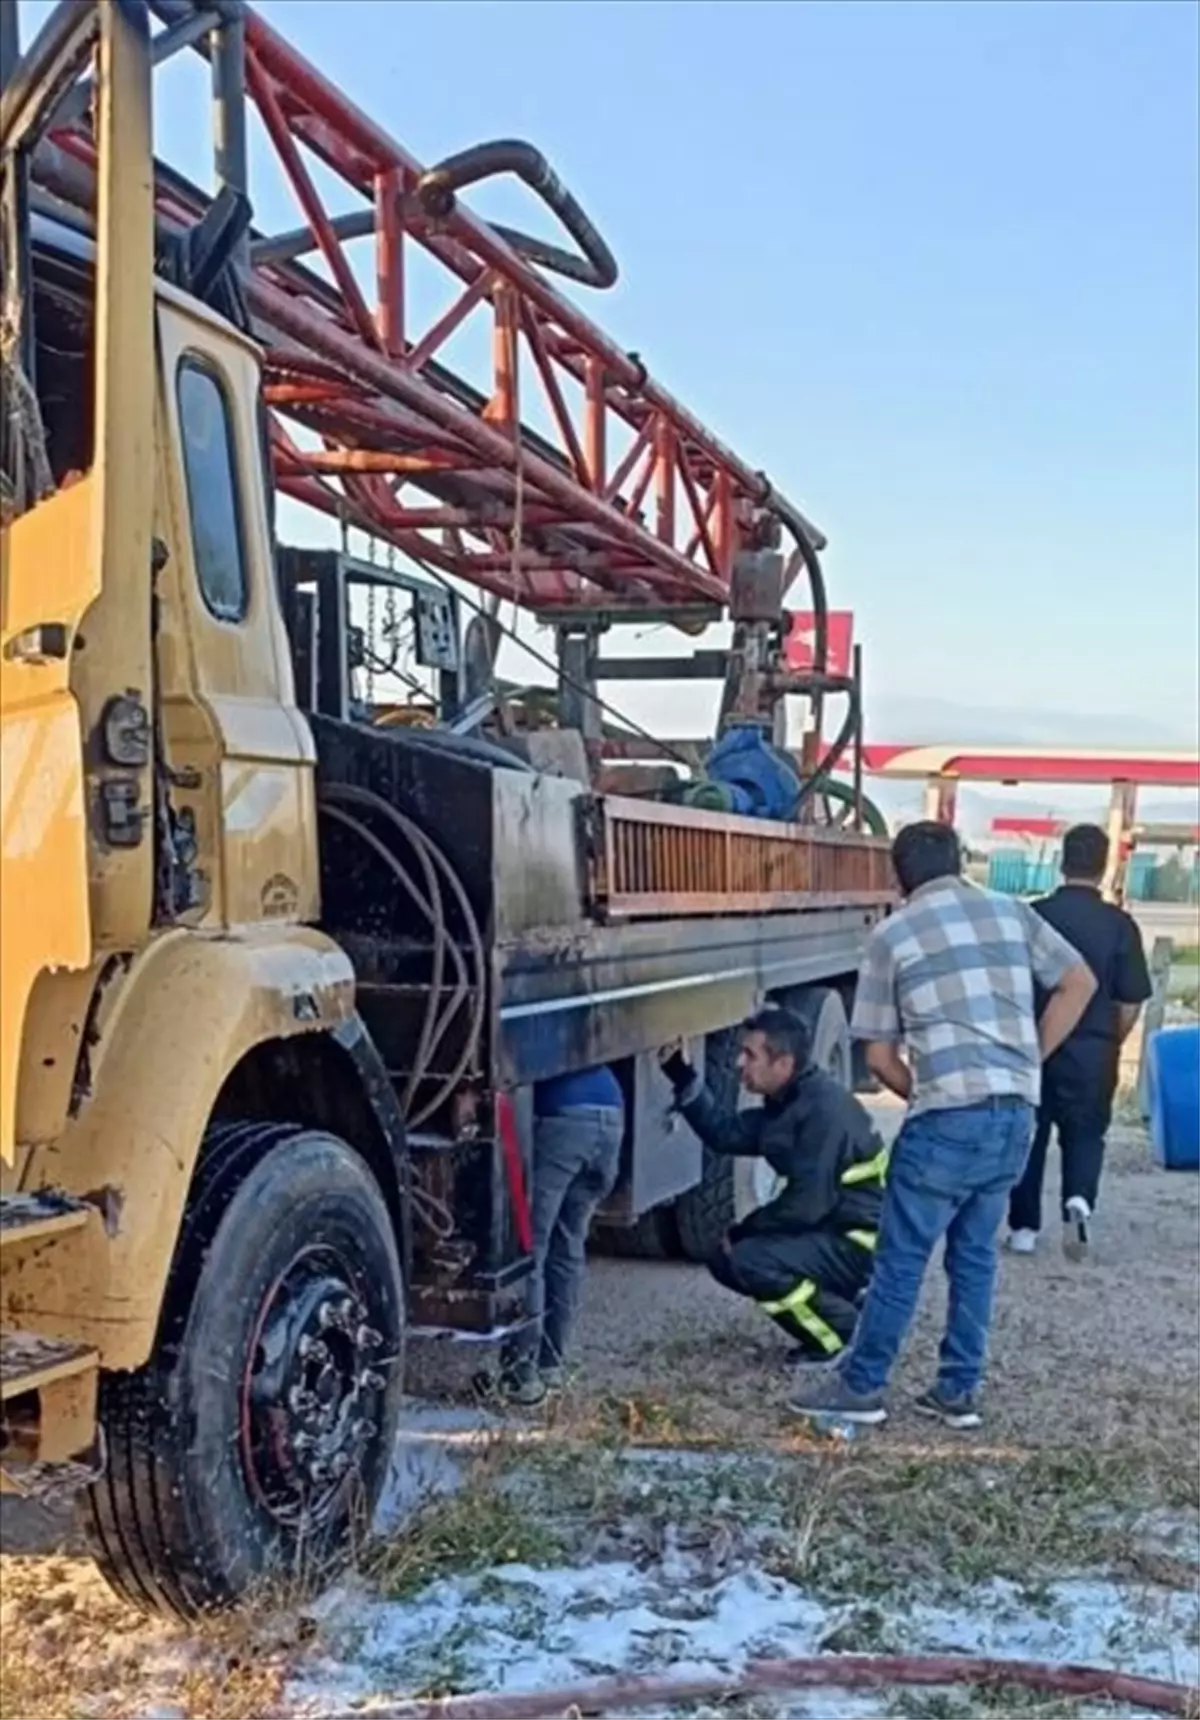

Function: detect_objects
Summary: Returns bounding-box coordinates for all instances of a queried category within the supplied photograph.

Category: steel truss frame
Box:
[27,0,826,616]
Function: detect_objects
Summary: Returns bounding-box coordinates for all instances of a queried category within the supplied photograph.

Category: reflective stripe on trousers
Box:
[841,1143,890,1188]
[759,1279,844,1355]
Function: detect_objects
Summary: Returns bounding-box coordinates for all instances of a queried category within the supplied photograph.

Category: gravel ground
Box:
[1,1107,1196,1719]
[571,1102,1200,1452]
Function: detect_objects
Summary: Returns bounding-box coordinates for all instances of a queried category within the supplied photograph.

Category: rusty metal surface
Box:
[590,796,894,921]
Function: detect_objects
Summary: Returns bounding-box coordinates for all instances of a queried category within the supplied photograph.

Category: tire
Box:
[87,1123,405,1620]
[671,989,851,1264]
[779,985,852,1092]
[593,1205,680,1260]
[672,1027,745,1263]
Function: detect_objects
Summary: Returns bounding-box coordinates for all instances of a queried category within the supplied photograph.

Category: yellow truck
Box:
[1,0,891,1616]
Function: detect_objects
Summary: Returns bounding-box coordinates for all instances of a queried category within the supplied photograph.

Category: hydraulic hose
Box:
[778,504,829,680]
[771,505,865,813]
[416,140,619,292]
[316,1654,1197,1720]
[794,676,861,816]
[317,785,487,1131]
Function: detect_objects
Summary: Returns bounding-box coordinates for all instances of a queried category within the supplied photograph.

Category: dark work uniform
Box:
[1009,884,1151,1232]
[675,1063,887,1358]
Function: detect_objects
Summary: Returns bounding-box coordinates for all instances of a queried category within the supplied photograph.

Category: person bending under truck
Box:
[1008,823,1151,1261]
[790,822,1096,1433]
[499,1064,625,1406]
[660,1007,887,1369]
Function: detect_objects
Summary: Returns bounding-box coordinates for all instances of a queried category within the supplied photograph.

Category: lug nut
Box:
[360,1369,387,1393]
[298,1335,328,1362]
[355,1325,383,1350]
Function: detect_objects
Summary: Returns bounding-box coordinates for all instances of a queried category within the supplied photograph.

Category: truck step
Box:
[0,1330,98,1401]
[0,1190,91,1250]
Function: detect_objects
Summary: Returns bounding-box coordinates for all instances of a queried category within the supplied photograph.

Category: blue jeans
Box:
[508,1105,623,1371]
[843,1097,1034,1400]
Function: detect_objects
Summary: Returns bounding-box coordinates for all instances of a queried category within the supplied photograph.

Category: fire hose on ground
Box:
[316,1655,1197,1719]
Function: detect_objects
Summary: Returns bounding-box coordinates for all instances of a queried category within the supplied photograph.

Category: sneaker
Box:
[914,1386,983,1430]
[1063,1196,1091,1263]
[788,1371,887,1426]
[1006,1228,1038,1255]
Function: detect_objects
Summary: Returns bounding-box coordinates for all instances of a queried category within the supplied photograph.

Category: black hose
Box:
[768,506,866,811]
[794,680,861,816]
[778,510,829,680]
[319,798,454,1117]
[319,784,487,1132]
[416,139,618,291]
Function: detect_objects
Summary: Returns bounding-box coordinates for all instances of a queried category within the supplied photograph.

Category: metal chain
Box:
[365,581,377,707]
[384,543,400,675]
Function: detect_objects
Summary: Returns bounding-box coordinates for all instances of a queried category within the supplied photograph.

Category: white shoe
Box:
[1006,1229,1038,1255]
[1063,1196,1091,1263]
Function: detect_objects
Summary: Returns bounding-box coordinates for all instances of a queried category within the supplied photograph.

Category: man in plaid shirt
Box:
[790,821,1096,1430]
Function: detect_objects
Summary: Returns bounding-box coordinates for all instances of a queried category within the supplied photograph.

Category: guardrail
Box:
[587,797,895,921]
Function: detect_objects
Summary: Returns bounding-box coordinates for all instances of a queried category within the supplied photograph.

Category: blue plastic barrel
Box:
[1146,1026,1200,1171]
[1126,853,1157,902]
[1028,860,1058,895]
[987,851,1028,895]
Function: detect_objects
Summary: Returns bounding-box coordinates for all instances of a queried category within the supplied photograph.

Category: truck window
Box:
[177,360,247,622]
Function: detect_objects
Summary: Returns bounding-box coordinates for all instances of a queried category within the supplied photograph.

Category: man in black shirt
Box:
[1008,824,1152,1260]
[661,1006,886,1367]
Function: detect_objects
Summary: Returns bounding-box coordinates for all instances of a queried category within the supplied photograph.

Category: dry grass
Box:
[349,1413,1200,1615]
[0,1510,397,1720]
[0,1556,292,1720]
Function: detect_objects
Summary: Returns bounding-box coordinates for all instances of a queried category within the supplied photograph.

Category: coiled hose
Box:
[318,784,486,1134]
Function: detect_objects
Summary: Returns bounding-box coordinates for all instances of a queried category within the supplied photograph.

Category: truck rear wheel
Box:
[87,1123,405,1620]
[594,1205,681,1260]
[671,988,851,1264]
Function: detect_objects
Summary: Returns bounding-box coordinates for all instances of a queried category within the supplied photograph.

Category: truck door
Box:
[154,297,319,931]
[0,486,98,1162]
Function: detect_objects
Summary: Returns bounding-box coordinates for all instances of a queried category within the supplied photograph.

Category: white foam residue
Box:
[908,1576,1200,1686]
[372,1402,499,1535]
[289,1555,1200,1716]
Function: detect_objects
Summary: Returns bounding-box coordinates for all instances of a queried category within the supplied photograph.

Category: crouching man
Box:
[660,1006,887,1367]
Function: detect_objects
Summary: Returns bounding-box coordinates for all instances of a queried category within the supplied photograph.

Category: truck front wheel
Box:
[87,1123,405,1620]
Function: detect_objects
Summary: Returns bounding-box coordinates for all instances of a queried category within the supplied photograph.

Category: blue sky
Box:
[18,0,1200,752]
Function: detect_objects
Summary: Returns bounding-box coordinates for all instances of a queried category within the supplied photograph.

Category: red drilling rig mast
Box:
[33,0,829,631]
